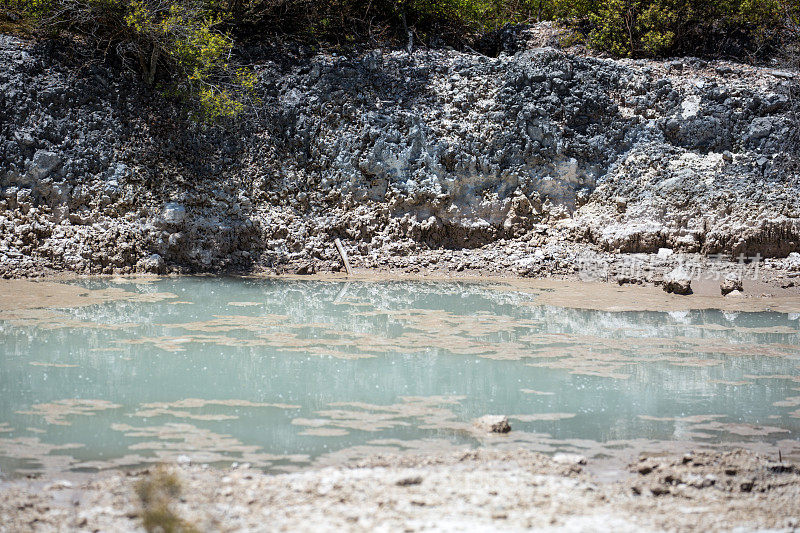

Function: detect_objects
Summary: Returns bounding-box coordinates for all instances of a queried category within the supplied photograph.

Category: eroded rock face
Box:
[162,203,186,226]
[0,28,797,277]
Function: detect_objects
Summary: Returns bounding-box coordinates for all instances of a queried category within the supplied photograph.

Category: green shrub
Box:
[9,0,254,121]
[5,0,798,85]
[574,0,794,58]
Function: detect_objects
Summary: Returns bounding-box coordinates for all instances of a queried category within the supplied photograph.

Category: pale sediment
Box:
[1,449,798,532]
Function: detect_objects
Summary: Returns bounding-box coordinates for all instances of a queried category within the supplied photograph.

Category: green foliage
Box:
[588,0,640,57]
[5,0,798,89]
[409,0,537,31]
[8,0,53,19]
[560,0,794,57]
[257,0,796,59]
[10,0,255,121]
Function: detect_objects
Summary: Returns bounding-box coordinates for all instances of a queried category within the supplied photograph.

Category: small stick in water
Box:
[334,238,353,276]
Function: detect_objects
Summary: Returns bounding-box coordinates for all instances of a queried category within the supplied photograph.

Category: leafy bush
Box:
[4,0,797,97]
[7,0,254,121]
[563,0,797,58]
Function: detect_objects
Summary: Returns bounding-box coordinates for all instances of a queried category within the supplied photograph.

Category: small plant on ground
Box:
[135,465,198,533]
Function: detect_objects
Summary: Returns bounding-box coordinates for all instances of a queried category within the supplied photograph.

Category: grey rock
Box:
[138,253,166,274]
[747,117,774,141]
[14,130,34,146]
[0,25,798,277]
[770,70,796,79]
[26,150,61,181]
[295,261,316,275]
[162,203,186,225]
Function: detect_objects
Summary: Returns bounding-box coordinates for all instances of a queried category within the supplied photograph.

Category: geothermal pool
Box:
[0,277,798,477]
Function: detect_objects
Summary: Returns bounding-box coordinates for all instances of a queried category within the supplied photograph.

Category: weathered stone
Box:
[0,28,799,279]
[663,267,693,295]
[747,117,774,141]
[295,261,316,275]
[137,253,166,274]
[162,203,186,225]
[552,453,587,466]
[720,272,743,296]
[786,252,800,271]
[26,151,61,182]
[472,415,511,434]
[395,475,423,486]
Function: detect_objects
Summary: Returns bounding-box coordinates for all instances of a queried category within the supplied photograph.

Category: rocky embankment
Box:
[1,449,799,531]
[1,27,798,280]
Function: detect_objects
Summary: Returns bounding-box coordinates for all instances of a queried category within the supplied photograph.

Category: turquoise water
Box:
[0,277,799,477]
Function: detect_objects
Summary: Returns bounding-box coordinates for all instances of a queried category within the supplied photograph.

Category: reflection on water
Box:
[0,277,799,477]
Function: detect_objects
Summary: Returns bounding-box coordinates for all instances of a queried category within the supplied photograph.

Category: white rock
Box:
[472,415,511,433]
[787,252,800,271]
[720,272,743,295]
[552,453,587,466]
[663,266,693,295]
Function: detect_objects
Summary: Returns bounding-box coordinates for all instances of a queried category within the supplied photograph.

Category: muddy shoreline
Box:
[1,449,798,532]
[4,266,800,312]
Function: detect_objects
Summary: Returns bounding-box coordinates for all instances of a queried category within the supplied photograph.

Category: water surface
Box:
[0,277,798,477]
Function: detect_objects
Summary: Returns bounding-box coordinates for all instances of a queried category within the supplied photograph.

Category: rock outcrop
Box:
[0,27,798,276]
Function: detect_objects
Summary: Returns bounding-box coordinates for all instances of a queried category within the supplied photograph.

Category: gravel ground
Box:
[1,449,799,532]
